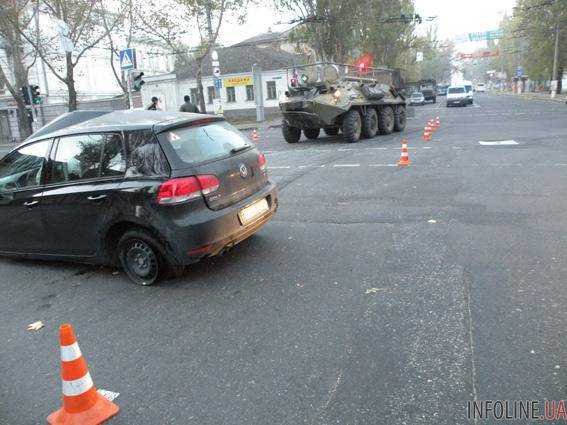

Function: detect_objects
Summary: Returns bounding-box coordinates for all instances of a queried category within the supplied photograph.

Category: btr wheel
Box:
[361,108,379,138]
[303,128,320,139]
[282,121,301,143]
[394,105,407,132]
[341,109,362,143]
[323,127,339,136]
[378,106,395,135]
[118,230,165,286]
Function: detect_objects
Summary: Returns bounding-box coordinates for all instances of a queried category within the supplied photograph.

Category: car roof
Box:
[25,110,224,145]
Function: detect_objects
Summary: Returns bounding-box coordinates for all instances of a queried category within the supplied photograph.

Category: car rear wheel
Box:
[378,106,395,135]
[303,128,320,139]
[118,229,170,286]
[282,121,301,143]
[341,109,362,143]
[361,108,379,139]
[324,127,339,136]
[394,105,406,132]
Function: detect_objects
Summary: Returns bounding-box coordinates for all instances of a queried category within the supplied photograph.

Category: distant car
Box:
[437,86,448,96]
[409,92,426,105]
[464,84,474,104]
[475,84,486,93]
[0,110,278,285]
[446,86,468,107]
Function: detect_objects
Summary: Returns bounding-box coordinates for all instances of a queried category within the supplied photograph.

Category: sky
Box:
[219,0,518,53]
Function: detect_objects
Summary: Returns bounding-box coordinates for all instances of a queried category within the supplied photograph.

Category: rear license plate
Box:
[238,198,269,225]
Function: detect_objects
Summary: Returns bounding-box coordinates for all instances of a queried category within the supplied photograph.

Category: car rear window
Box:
[448,87,465,94]
[159,121,250,166]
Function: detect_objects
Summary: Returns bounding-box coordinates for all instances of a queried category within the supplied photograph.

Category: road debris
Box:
[27,321,44,331]
[428,219,437,223]
[98,389,120,402]
[366,287,386,294]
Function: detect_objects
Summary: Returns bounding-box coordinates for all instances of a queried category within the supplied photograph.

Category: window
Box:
[190,88,199,105]
[50,134,124,184]
[246,85,254,101]
[226,87,236,103]
[158,121,249,166]
[448,87,465,94]
[207,86,215,104]
[125,130,170,178]
[0,140,50,192]
[266,81,277,100]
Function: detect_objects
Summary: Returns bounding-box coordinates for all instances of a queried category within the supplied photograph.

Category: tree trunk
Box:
[66,52,77,111]
[196,58,206,113]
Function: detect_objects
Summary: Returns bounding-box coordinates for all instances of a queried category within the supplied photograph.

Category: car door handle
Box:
[87,194,107,201]
[23,200,39,207]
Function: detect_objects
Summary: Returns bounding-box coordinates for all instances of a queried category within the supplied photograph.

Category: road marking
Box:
[333,164,360,167]
[298,165,319,168]
[369,164,397,167]
[478,140,518,146]
[270,166,291,169]
[338,148,354,151]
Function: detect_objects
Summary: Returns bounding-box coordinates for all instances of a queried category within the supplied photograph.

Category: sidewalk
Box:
[496,90,567,104]
[232,116,282,131]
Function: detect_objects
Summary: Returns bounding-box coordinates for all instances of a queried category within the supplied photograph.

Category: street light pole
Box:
[551,20,560,98]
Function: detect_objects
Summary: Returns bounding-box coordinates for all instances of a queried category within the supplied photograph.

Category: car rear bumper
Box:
[162,182,278,265]
[446,98,467,106]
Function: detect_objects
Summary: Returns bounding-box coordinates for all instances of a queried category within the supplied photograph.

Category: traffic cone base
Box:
[251,129,259,142]
[47,324,119,425]
[47,394,119,425]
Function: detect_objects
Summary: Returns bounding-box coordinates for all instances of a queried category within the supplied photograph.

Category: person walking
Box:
[179,95,200,113]
[147,97,160,110]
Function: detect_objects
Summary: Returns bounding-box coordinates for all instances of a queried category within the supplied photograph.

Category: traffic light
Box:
[31,85,41,104]
[21,86,31,105]
[132,71,145,91]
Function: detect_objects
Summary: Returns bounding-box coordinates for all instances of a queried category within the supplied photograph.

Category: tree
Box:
[16,0,125,111]
[0,0,35,139]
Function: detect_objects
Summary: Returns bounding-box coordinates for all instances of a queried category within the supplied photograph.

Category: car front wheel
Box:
[341,109,362,143]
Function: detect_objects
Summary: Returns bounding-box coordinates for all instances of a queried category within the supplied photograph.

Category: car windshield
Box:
[465,85,472,91]
[448,87,465,94]
[159,121,249,165]
[411,93,422,97]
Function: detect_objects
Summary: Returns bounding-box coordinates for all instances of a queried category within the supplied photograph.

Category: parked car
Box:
[446,86,469,107]
[0,110,278,285]
[409,92,426,105]
[475,83,486,93]
[464,84,474,104]
[437,85,448,96]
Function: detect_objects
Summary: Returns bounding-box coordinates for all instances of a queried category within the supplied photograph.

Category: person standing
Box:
[179,95,200,113]
[147,97,160,110]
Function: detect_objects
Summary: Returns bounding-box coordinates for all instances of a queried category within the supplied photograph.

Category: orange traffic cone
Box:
[435,116,440,128]
[47,324,119,425]
[428,119,436,132]
[422,125,432,142]
[251,129,259,143]
[397,139,411,166]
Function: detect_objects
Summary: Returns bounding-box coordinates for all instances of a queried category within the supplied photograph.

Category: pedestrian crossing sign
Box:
[120,48,136,70]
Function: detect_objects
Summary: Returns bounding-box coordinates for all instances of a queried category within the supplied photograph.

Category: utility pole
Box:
[551,20,560,98]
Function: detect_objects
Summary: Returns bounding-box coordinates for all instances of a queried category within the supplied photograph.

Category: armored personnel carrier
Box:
[279,62,407,143]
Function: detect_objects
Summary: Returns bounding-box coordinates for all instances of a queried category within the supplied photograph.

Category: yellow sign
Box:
[223,76,253,88]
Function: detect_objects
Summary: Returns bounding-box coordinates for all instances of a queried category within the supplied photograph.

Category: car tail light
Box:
[157,175,219,205]
[258,153,267,172]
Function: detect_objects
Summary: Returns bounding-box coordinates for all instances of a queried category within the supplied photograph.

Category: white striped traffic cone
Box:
[47,324,119,425]
[397,139,411,166]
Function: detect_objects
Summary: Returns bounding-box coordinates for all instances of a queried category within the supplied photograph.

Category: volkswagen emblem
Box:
[239,164,248,178]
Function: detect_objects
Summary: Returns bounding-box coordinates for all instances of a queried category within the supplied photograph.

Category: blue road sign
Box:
[214,77,222,90]
[516,67,523,77]
[119,48,136,70]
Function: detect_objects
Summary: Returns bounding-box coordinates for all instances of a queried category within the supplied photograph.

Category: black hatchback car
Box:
[0,110,278,285]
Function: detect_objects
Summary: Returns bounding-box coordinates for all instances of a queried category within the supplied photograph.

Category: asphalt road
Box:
[1,93,567,424]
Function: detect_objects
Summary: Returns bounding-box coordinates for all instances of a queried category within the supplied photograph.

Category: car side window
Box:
[50,134,104,184]
[124,130,170,178]
[0,139,51,192]
[101,134,126,177]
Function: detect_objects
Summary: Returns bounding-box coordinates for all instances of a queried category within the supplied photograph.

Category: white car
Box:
[464,84,474,104]
[475,84,486,93]
[446,86,468,107]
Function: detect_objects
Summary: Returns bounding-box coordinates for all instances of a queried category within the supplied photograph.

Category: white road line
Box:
[478,140,518,146]
[333,164,360,167]
[369,164,397,167]
[367,147,388,150]
[423,146,432,149]
[338,148,354,151]
[298,165,319,168]
[270,166,292,169]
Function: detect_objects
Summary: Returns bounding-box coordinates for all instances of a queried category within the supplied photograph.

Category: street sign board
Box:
[120,48,137,70]
[223,76,253,87]
[416,51,423,62]
[214,77,222,90]
[516,66,523,77]
[213,98,223,116]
